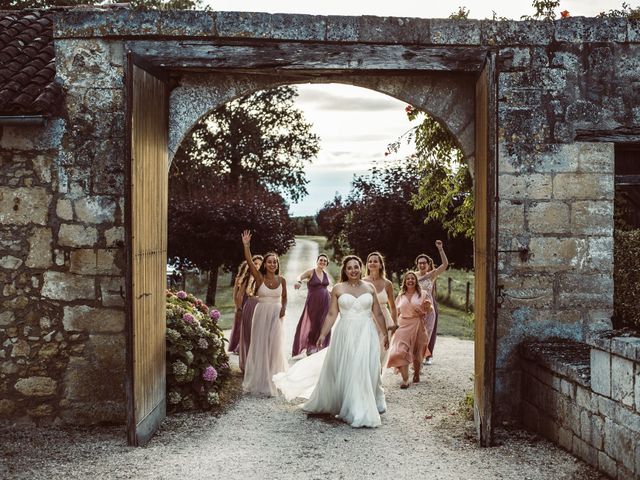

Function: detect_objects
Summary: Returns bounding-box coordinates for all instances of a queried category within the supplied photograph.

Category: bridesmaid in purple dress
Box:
[291,254,331,356]
[228,260,249,354]
[238,255,263,372]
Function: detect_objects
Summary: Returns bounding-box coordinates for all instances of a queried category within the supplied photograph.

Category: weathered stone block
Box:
[577,142,614,173]
[611,355,635,407]
[429,19,480,45]
[25,227,53,269]
[499,173,553,200]
[557,274,613,307]
[63,305,124,333]
[74,196,117,224]
[41,271,96,301]
[482,19,554,45]
[528,201,570,234]
[99,276,124,307]
[0,311,14,326]
[555,17,627,43]
[326,15,358,42]
[553,173,614,201]
[56,39,124,89]
[104,227,124,247]
[11,340,30,358]
[571,201,613,235]
[70,249,120,275]
[59,400,124,425]
[604,419,635,472]
[88,334,125,368]
[0,255,23,269]
[598,451,617,479]
[591,348,611,397]
[526,237,588,271]
[0,187,50,225]
[572,434,598,467]
[585,236,614,273]
[56,199,73,221]
[58,224,98,247]
[576,386,595,412]
[14,376,57,397]
[558,426,572,451]
[499,47,531,70]
[356,16,429,44]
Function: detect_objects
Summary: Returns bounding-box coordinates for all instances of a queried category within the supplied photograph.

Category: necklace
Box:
[264,276,279,288]
[347,279,360,287]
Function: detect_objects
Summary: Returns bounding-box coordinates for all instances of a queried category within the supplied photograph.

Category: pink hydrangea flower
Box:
[209,309,221,321]
[183,313,195,324]
[177,291,187,299]
[202,365,218,382]
[197,338,208,349]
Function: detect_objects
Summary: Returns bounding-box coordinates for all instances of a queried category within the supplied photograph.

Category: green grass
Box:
[435,268,475,313]
[181,270,237,330]
[437,303,474,340]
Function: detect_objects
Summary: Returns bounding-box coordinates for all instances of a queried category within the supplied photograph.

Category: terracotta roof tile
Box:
[0,11,59,115]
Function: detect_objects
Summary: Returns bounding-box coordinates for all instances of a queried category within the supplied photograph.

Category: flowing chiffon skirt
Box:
[243,294,287,396]
[387,315,430,369]
[291,271,330,356]
[274,293,386,428]
[238,296,258,372]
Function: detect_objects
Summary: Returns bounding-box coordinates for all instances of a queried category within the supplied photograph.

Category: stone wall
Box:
[2,11,640,426]
[520,336,640,479]
[0,37,127,424]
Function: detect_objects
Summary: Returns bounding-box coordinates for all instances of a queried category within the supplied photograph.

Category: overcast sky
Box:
[207,0,626,216]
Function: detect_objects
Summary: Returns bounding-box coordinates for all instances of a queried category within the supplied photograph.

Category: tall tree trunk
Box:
[206,264,220,305]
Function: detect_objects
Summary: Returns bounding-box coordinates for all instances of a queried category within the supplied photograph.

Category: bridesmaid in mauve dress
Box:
[415,240,449,365]
[238,255,263,372]
[291,254,331,356]
[387,271,432,388]
[228,261,249,354]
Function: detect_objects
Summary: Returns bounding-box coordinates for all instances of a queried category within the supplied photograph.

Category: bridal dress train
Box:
[273,292,386,428]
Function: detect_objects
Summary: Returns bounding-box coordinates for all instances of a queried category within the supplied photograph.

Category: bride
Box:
[273,255,389,428]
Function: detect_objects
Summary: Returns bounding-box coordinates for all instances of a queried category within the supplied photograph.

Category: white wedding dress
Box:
[273,292,386,428]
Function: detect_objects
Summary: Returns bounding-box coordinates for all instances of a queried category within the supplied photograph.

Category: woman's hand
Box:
[279,307,286,319]
[241,230,252,246]
[387,324,399,335]
[316,335,326,349]
[435,239,443,249]
[294,280,301,290]
[383,333,390,350]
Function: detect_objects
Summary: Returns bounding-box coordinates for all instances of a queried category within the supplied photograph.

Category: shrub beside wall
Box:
[614,229,640,328]
[166,290,230,411]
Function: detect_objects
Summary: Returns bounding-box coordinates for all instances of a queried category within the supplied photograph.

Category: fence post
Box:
[465,281,471,311]
[447,277,452,299]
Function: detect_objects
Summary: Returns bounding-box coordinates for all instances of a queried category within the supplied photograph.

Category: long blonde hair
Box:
[399,271,422,297]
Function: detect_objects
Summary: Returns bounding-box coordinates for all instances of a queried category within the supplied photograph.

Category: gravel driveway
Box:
[0,238,605,480]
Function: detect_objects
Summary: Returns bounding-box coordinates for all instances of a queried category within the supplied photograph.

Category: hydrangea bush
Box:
[166,290,230,411]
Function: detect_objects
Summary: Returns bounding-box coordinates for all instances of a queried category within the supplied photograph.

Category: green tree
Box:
[172,86,320,203]
[388,106,474,239]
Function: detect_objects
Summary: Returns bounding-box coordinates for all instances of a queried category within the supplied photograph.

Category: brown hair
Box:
[340,255,363,282]
[399,271,422,297]
[415,253,434,271]
[259,252,279,275]
[365,251,387,279]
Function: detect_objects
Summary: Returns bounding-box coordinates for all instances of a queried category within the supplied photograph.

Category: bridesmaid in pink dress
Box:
[240,230,288,396]
[415,240,449,365]
[387,271,432,388]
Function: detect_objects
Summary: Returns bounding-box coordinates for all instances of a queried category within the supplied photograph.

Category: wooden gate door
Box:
[474,53,498,447]
[125,55,169,446]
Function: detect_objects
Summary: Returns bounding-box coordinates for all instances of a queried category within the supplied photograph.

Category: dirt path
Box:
[0,238,605,479]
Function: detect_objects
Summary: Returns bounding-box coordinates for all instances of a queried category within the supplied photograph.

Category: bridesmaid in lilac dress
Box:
[291,254,331,356]
[415,240,449,365]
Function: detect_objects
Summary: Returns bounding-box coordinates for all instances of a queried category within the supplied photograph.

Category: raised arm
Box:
[241,230,262,282]
[316,287,340,348]
[428,240,449,279]
[294,268,314,290]
[279,276,287,318]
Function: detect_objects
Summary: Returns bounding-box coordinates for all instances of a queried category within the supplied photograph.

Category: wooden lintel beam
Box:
[128,40,487,72]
